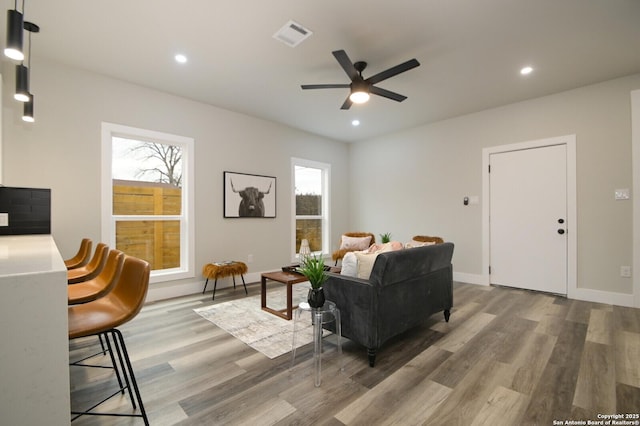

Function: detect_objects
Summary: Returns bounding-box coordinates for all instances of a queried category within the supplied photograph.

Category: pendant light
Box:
[4,1,24,61]
[19,21,39,122]
[14,63,29,102]
[22,93,34,122]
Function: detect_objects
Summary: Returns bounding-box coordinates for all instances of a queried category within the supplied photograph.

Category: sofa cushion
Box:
[340,235,372,251]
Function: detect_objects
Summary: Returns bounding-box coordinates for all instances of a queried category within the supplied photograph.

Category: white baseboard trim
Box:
[453,271,635,307]
[568,287,635,308]
[146,271,263,303]
[453,272,488,286]
[147,270,636,308]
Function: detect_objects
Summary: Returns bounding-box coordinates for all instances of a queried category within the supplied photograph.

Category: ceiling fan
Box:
[301,49,420,110]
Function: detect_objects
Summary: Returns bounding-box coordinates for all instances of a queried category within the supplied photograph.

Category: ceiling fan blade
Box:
[340,96,353,110]
[366,58,420,85]
[301,84,351,90]
[370,86,407,102]
[332,50,359,81]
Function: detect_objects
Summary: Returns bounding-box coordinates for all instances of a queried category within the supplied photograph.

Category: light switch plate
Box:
[0,213,8,227]
[614,189,630,200]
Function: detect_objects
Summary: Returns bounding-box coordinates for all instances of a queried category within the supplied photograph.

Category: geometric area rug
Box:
[193,283,319,359]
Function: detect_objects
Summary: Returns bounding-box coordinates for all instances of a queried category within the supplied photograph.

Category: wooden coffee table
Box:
[261,270,308,320]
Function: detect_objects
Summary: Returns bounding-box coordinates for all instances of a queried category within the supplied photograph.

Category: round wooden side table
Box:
[202,261,248,300]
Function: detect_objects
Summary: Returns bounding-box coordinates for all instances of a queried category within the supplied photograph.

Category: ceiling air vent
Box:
[273,20,313,47]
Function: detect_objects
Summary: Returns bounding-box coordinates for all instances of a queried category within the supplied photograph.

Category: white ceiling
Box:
[7,0,640,142]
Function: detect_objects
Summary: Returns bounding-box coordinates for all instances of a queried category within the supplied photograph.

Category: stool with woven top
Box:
[202,261,248,300]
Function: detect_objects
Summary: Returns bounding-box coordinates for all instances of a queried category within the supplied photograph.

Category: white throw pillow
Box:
[340,235,372,251]
[340,252,358,277]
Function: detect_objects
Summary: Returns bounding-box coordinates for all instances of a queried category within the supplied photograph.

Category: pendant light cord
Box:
[26,24,31,68]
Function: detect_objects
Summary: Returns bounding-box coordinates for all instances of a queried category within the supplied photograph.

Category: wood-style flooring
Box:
[69,281,640,425]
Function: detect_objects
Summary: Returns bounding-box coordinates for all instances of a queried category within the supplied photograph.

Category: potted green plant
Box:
[380,232,392,243]
[300,253,328,308]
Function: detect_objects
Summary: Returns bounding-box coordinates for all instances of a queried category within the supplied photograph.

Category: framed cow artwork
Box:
[224,171,276,218]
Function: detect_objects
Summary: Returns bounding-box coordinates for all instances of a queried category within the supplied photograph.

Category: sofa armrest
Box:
[323,272,378,348]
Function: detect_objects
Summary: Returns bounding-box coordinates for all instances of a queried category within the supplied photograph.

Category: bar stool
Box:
[68,242,109,284]
[68,256,151,424]
[68,249,124,305]
[64,238,92,269]
[291,300,342,387]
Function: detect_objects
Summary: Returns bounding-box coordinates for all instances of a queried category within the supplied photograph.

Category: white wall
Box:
[1,58,350,301]
[350,73,640,305]
[4,57,638,305]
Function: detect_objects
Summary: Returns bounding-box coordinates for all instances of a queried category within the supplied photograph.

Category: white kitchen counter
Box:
[0,235,70,425]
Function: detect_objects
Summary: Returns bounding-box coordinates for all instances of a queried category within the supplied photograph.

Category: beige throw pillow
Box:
[355,251,379,280]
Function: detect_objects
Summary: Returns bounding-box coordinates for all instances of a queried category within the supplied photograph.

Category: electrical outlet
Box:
[615,189,630,200]
[0,213,8,227]
[248,254,254,263]
[620,266,632,278]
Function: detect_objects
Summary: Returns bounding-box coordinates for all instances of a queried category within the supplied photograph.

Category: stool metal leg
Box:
[202,278,209,294]
[241,274,248,295]
[112,329,148,425]
[212,278,218,300]
[71,329,149,425]
[313,309,322,387]
[290,308,302,368]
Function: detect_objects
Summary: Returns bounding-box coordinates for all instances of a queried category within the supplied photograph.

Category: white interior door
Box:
[489,144,568,294]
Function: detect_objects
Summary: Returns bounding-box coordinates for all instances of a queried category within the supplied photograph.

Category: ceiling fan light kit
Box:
[349,91,370,104]
[302,49,420,110]
[349,78,370,104]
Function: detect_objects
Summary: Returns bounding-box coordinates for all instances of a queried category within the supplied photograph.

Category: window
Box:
[291,158,330,261]
[102,123,195,283]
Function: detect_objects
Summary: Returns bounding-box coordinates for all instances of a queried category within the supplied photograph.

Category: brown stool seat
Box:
[68,255,150,337]
[68,256,150,424]
[68,242,109,284]
[68,249,124,305]
[64,238,92,270]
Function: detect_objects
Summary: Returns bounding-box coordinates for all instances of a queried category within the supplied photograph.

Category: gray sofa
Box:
[323,242,454,367]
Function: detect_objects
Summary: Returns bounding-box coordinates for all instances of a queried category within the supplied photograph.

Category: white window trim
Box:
[291,157,331,262]
[101,122,195,283]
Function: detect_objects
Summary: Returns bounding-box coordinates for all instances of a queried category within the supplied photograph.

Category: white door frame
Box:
[482,135,577,297]
[632,90,640,308]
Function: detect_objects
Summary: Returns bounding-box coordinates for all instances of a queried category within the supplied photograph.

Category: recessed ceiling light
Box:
[175,54,188,64]
[520,66,533,75]
[352,119,360,126]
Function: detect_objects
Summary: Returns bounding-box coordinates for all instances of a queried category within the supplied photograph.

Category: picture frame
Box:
[224,171,276,218]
